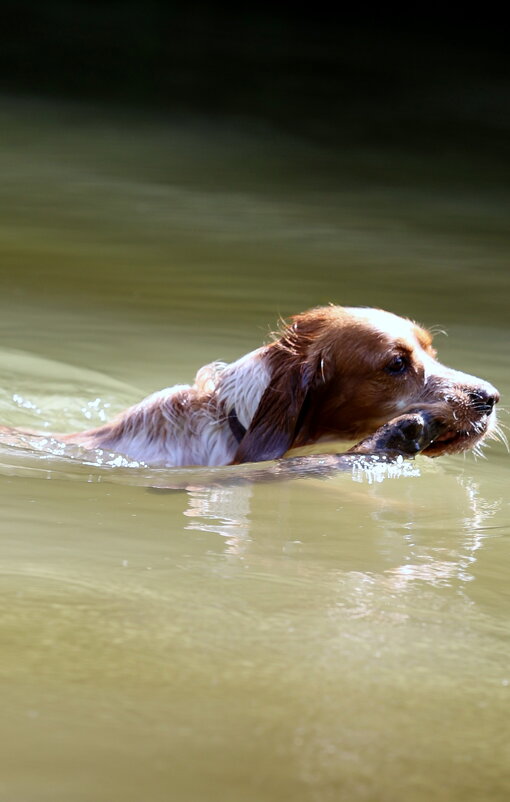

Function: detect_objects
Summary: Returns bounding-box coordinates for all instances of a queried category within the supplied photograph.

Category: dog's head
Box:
[233,305,500,462]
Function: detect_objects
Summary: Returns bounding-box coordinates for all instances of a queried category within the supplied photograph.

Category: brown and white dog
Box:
[59,306,500,467]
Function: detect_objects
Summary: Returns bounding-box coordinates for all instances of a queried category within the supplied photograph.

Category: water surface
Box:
[1,97,509,802]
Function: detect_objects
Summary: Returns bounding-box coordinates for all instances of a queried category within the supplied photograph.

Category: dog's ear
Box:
[232,351,330,464]
[232,308,339,464]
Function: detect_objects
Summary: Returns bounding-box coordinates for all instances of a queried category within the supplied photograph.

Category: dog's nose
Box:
[468,385,500,412]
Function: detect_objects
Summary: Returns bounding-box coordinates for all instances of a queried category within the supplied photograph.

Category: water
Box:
[0,96,509,802]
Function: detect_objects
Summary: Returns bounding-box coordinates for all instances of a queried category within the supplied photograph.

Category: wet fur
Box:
[58,305,499,467]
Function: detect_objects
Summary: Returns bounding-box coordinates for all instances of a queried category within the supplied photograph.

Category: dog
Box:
[58,305,500,467]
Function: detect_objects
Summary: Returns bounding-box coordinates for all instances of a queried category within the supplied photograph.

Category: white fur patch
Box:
[215,347,271,429]
[84,348,272,467]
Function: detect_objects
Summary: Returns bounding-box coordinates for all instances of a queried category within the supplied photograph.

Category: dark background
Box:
[1,4,509,161]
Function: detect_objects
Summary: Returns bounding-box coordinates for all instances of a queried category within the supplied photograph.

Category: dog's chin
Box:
[421,414,493,457]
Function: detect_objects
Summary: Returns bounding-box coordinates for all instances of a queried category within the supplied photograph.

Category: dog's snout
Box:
[468,385,500,413]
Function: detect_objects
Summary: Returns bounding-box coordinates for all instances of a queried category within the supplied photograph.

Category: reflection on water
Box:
[1,96,509,802]
[184,485,253,556]
[180,462,503,590]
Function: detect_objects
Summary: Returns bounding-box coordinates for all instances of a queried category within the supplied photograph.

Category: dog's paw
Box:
[349,413,446,457]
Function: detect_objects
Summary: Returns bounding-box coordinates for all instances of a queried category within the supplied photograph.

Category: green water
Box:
[0,97,509,802]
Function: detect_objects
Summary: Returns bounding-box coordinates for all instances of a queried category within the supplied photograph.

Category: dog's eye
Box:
[385,355,409,375]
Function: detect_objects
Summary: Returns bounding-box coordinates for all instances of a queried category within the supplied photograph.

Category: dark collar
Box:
[228,407,247,443]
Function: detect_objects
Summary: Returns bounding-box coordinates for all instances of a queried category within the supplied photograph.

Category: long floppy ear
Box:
[231,364,309,463]
[232,350,330,464]
[232,307,340,464]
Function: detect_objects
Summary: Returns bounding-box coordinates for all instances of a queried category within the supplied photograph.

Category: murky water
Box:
[1,97,509,802]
